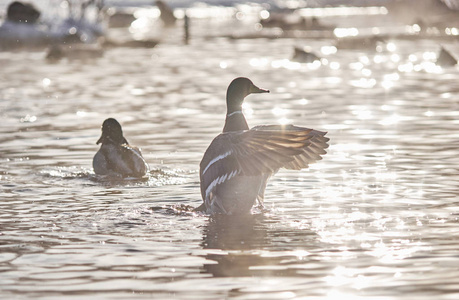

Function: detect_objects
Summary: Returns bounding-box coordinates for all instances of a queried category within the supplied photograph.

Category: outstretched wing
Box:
[252,125,329,170]
[199,126,329,201]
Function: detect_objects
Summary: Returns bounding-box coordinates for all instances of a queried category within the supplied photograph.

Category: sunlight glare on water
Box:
[1,0,459,299]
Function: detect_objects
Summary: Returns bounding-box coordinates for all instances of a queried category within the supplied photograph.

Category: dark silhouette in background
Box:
[6,1,40,24]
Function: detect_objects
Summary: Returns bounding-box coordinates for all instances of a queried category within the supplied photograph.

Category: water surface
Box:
[1,4,459,299]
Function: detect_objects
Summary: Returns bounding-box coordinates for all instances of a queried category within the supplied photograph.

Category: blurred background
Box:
[1,0,459,299]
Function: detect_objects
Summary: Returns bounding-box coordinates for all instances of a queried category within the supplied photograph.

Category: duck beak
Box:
[251,85,270,94]
[96,134,104,145]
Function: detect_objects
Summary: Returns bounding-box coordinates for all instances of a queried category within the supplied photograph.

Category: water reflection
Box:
[201,215,271,277]
[202,214,268,251]
[200,214,322,278]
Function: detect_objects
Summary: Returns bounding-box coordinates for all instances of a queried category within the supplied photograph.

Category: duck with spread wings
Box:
[198,77,329,215]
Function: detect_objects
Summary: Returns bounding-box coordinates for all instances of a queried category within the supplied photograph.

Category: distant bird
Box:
[93,118,149,178]
[156,0,177,27]
[292,47,320,63]
[436,46,457,67]
[198,77,329,215]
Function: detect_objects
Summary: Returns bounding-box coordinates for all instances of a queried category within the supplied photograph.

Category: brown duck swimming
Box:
[93,118,149,178]
[198,77,329,215]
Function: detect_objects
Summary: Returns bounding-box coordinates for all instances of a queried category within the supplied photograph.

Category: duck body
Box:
[199,77,329,215]
[200,132,268,214]
[93,118,149,178]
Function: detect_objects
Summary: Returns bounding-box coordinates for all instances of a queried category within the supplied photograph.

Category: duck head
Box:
[96,118,128,145]
[226,77,269,113]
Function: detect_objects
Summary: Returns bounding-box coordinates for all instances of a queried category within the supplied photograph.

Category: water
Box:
[1,1,459,299]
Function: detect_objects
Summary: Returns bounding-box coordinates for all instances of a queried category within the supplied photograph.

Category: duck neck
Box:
[223,108,249,132]
[98,135,128,145]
